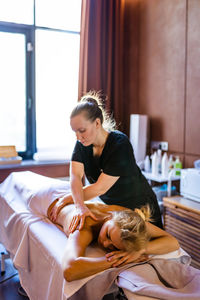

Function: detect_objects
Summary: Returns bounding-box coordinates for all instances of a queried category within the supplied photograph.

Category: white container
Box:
[157,149,162,174]
[129,114,149,163]
[161,152,169,178]
[180,168,200,202]
[144,155,151,172]
[152,152,159,176]
[168,154,174,172]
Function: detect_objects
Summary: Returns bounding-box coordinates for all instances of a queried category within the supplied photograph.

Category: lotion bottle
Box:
[144,155,151,173]
[157,148,162,174]
[152,152,159,176]
[168,155,174,172]
[174,156,182,176]
[161,152,169,178]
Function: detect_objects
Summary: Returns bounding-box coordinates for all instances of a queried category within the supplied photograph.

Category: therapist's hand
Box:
[69,205,98,233]
[49,195,73,222]
[105,249,148,267]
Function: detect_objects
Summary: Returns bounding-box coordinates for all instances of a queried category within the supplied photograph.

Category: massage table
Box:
[0,171,200,300]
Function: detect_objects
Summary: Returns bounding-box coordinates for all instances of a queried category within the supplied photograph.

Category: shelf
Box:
[142,171,180,183]
[0,159,69,169]
[0,159,70,183]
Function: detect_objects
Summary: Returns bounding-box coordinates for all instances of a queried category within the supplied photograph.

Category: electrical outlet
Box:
[151,141,168,151]
[160,142,168,151]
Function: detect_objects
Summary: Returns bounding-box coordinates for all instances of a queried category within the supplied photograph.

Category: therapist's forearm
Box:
[82,183,105,200]
[72,184,103,206]
[58,177,105,209]
[56,181,102,210]
[70,175,85,207]
[70,177,104,206]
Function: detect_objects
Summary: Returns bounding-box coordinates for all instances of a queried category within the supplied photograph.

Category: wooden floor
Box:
[0,243,29,300]
[0,274,29,300]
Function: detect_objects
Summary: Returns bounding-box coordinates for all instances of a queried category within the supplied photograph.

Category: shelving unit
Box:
[163,196,200,269]
[142,171,180,183]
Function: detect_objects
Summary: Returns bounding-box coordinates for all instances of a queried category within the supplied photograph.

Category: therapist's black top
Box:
[71,130,163,228]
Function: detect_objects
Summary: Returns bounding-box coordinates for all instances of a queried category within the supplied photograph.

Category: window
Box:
[0,30,27,152]
[0,0,81,159]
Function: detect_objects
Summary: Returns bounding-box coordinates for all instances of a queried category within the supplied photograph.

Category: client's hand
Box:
[105,249,148,267]
[69,205,98,233]
[49,195,73,222]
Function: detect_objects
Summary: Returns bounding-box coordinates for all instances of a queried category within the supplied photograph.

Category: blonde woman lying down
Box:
[47,200,179,282]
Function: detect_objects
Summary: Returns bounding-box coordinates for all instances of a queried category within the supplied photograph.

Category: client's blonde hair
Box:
[112,206,151,252]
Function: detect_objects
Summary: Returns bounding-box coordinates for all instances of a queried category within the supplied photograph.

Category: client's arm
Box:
[62,229,118,282]
[145,221,180,254]
[106,222,180,267]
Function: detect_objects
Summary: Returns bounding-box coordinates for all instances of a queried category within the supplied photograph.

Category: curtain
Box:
[78,0,126,131]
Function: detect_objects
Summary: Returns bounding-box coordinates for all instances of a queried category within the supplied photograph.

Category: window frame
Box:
[0,21,36,159]
[0,2,81,159]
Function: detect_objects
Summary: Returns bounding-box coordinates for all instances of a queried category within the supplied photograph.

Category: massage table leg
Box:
[0,251,10,275]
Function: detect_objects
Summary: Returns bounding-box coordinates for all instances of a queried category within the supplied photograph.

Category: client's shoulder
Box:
[86,202,128,216]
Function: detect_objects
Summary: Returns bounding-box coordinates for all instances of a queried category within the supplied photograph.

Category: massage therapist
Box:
[50,91,163,231]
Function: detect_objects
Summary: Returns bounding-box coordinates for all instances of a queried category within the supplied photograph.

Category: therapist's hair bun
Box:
[70,90,116,131]
[81,93,101,107]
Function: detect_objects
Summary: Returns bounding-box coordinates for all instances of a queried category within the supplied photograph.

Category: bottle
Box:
[144,155,151,172]
[161,152,169,178]
[152,152,159,176]
[157,147,162,174]
[174,156,182,176]
[168,154,174,173]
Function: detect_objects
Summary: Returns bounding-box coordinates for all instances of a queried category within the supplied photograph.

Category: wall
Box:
[126,0,200,167]
[185,0,200,167]
[0,161,70,183]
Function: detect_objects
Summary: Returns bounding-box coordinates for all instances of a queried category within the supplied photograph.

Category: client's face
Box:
[98,220,125,251]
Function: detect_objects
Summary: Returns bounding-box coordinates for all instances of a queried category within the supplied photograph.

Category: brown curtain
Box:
[78,0,126,131]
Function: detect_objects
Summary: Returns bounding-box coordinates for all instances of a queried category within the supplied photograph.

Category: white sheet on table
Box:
[0,171,110,299]
[0,172,67,300]
[0,171,192,300]
[17,219,66,300]
[117,259,200,300]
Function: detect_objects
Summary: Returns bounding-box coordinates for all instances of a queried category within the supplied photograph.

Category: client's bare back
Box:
[48,200,126,237]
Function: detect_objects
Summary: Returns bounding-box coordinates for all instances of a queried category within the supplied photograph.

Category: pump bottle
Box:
[161,152,169,178]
